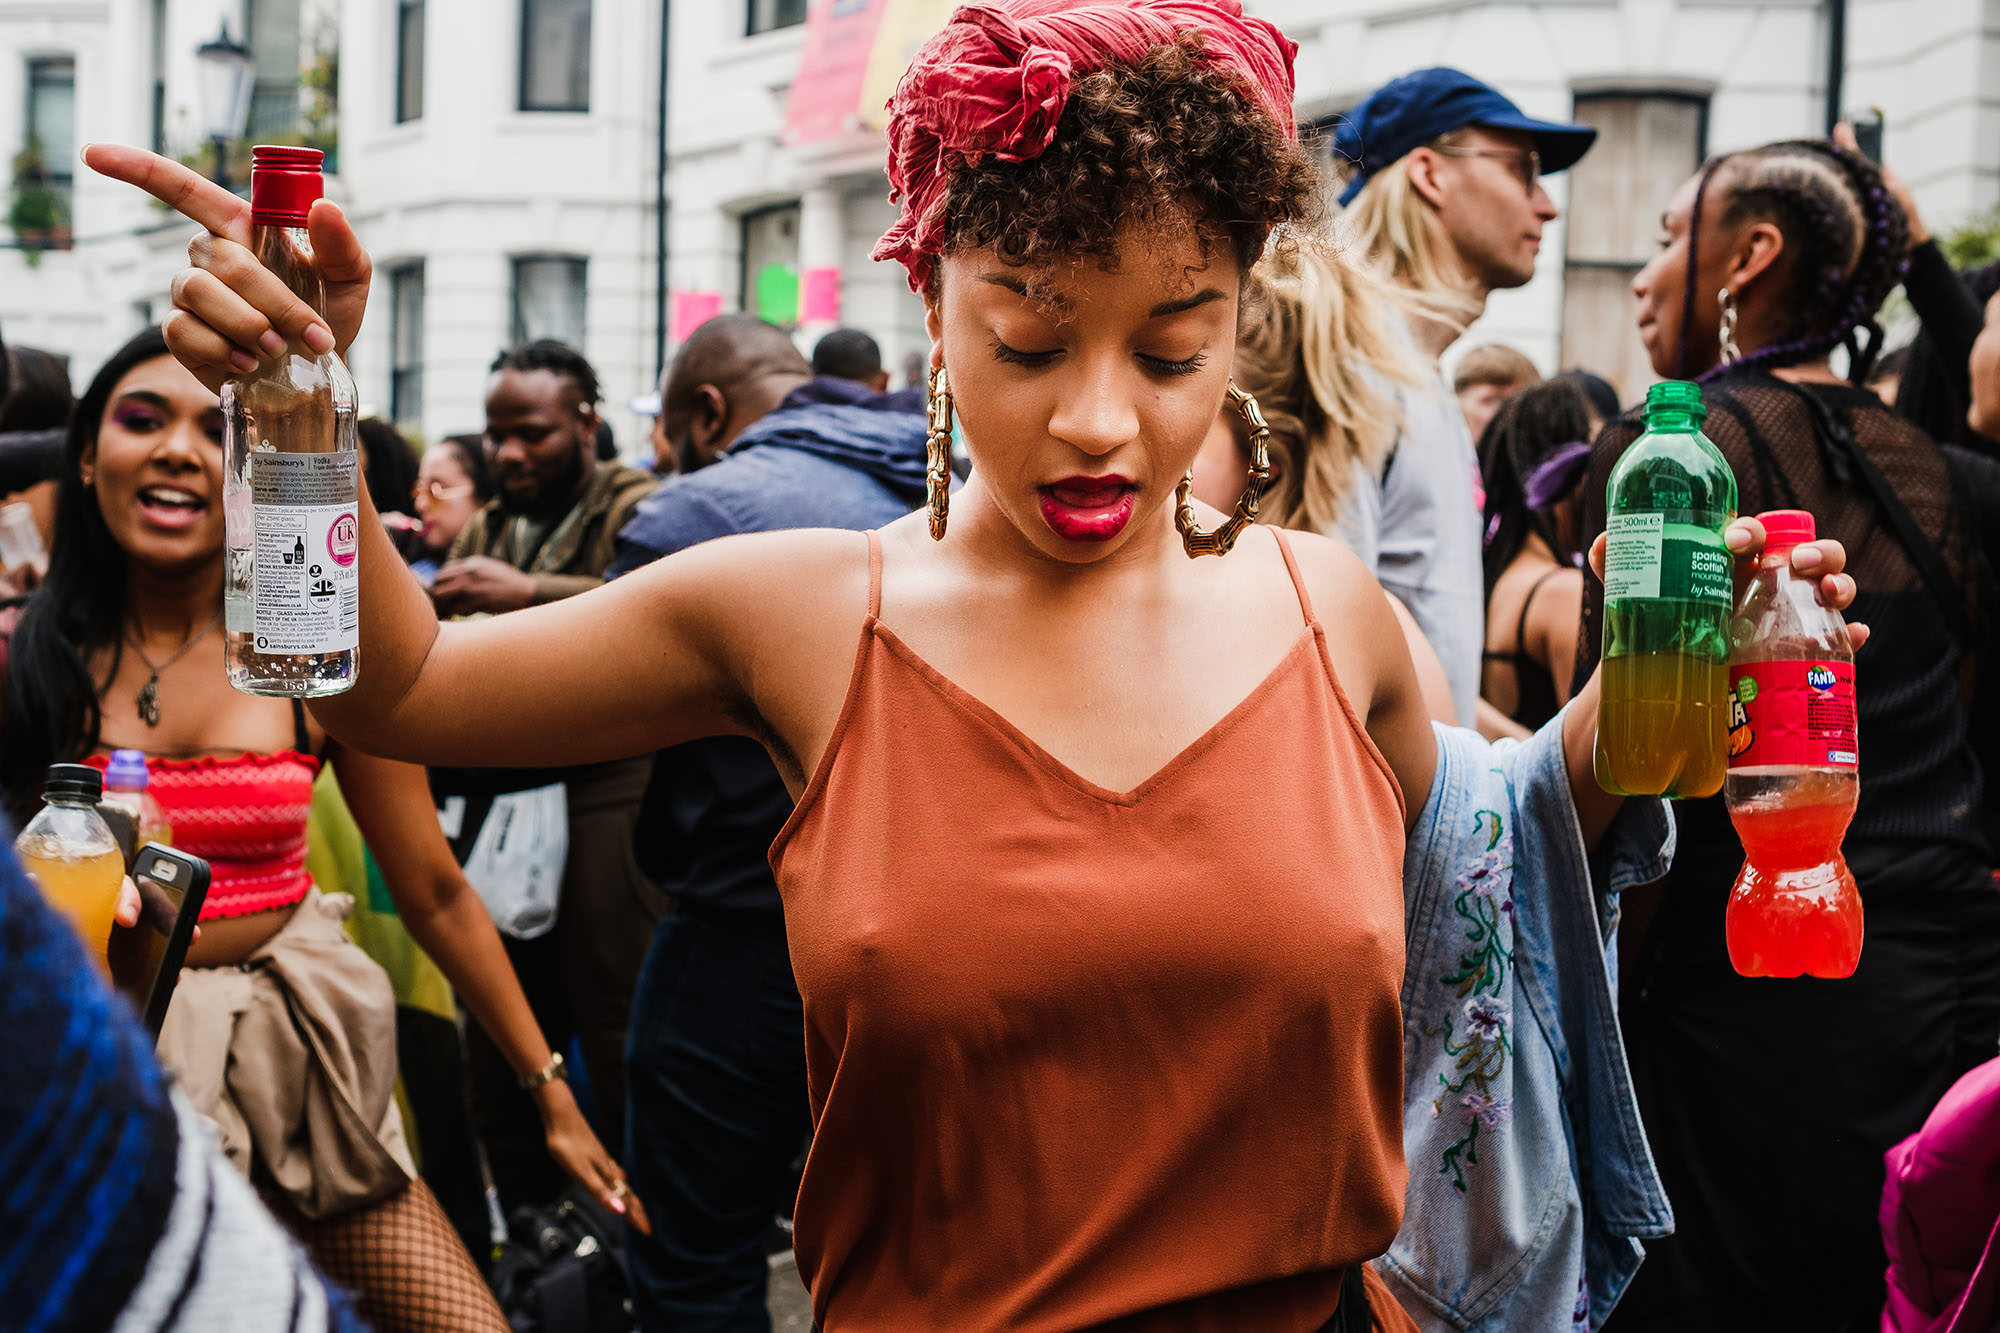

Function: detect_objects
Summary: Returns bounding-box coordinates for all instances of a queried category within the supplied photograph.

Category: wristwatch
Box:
[518,1050,567,1091]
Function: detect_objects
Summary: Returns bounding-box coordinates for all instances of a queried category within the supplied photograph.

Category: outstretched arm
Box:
[84,145,821,772]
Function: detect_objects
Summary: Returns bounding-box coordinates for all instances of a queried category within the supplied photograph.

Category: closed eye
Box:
[991,338,1061,369]
[111,406,166,433]
[1141,351,1208,378]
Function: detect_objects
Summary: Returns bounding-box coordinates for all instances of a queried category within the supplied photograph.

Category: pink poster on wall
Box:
[670,291,723,344]
[801,266,842,324]
[783,0,889,146]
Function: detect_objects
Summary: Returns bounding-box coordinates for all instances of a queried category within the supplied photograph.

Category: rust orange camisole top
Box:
[770,530,1414,1332]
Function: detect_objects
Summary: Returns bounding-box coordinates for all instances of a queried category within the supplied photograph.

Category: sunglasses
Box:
[413,479,476,506]
[1433,145,1543,198]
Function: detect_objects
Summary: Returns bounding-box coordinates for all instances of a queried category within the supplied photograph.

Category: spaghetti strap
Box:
[1270,529,1318,630]
[1513,567,1563,661]
[865,530,883,620]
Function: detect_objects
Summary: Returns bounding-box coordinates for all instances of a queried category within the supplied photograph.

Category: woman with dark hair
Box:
[1552,367,1620,426]
[1574,138,2000,1330]
[409,433,493,582]
[357,416,420,517]
[0,329,645,1331]
[1477,378,1594,732]
[94,4,1858,1325]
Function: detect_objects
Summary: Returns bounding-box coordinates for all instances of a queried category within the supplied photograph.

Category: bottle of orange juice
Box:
[15,764,125,976]
[1595,380,1738,797]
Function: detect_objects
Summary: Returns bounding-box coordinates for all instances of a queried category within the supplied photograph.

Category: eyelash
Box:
[1143,351,1208,378]
[990,338,1059,368]
[111,407,223,443]
[112,407,164,433]
[989,340,1209,378]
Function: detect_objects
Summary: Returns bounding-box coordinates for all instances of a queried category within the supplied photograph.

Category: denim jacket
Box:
[1377,714,1676,1329]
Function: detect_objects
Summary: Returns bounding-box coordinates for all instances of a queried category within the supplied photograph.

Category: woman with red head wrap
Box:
[92,0,1862,1327]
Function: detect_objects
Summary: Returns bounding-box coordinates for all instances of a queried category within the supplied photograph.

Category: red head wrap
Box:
[872,0,1299,293]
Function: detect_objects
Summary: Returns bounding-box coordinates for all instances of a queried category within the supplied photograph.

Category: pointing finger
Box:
[82,143,252,244]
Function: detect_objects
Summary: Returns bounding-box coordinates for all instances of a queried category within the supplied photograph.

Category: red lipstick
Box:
[1038,474,1136,543]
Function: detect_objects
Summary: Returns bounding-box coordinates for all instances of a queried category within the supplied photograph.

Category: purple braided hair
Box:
[1686,139,1910,386]
[1674,157,1722,382]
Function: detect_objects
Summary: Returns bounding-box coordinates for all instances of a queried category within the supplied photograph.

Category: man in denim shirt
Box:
[607,314,927,1332]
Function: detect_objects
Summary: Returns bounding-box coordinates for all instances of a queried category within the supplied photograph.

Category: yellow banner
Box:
[857,0,958,132]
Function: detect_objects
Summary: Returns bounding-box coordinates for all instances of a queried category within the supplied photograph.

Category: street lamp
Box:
[194,22,255,191]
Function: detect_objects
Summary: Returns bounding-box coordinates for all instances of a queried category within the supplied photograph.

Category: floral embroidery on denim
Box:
[1424,803,1515,1191]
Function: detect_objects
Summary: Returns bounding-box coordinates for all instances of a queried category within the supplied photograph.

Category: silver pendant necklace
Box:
[124,611,223,727]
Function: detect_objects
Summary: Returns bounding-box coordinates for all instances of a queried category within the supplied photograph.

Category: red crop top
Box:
[87,750,321,922]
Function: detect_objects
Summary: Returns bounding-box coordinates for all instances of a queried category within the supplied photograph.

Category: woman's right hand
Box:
[80,145,373,394]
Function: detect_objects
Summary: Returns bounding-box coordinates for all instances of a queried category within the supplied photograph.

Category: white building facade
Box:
[5,0,2000,443]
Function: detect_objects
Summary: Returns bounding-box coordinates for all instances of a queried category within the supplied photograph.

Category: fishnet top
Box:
[1575,372,1995,885]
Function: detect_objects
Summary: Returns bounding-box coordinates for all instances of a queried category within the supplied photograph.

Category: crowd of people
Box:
[0,0,1996,1330]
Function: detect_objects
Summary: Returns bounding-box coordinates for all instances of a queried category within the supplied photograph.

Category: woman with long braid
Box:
[1575,139,2000,1330]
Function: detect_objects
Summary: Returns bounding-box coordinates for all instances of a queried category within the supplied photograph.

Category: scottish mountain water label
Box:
[1728,660,1859,769]
[249,452,359,655]
[1604,512,1733,606]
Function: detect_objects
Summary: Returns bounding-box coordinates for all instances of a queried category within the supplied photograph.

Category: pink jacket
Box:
[1882,1056,2000,1332]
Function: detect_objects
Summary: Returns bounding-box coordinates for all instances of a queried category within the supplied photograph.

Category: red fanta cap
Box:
[1757,508,1816,550]
[249,145,324,227]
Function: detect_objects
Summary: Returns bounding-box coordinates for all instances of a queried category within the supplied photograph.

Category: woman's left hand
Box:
[1586,516,1869,649]
[535,1080,652,1235]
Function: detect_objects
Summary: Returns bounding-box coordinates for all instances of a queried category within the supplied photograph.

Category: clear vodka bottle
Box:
[222,145,359,697]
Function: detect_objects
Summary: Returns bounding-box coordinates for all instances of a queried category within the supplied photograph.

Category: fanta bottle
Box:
[1723,510,1862,978]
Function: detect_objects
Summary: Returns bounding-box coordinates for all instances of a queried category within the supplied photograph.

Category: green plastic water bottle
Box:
[1594,380,1739,797]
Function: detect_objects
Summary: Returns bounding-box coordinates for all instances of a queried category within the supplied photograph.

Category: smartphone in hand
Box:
[104,844,210,1039]
[1846,106,1885,163]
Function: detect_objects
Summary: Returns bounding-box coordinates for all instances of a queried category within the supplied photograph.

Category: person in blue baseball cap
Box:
[1335,66,1596,327]
[1296,67,1595,740]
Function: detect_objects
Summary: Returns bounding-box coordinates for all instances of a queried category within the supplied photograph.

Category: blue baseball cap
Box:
[1332,67,1597,206]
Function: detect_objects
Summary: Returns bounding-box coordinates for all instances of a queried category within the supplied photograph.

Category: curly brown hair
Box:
[936,34,1321,288]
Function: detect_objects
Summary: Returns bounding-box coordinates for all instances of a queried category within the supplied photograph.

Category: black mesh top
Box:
[1575,370,1998,890]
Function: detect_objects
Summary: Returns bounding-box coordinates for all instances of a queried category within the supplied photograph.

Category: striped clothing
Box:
[0,814,360,1332]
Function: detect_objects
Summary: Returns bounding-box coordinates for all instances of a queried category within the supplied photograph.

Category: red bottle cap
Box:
[249,145,324,228]
[1757,508,1816,551]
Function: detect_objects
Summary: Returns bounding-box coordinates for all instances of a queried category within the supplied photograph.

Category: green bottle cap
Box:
[1644,379,1706,424]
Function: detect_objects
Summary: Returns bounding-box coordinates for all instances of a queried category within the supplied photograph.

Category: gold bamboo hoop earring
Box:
[1175,380,1272,558]
[926,364,953,541]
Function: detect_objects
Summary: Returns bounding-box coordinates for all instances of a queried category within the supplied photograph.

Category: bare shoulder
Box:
[1271,527,1400,634]
[1524,565,1586,659]
[1271,526,1437,823]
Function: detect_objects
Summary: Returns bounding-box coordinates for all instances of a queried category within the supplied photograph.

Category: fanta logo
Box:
[1808,666,1835,690]
[1728,687,1753,758]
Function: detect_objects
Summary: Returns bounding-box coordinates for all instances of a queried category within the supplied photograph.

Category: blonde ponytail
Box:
[1233,233,1432,534]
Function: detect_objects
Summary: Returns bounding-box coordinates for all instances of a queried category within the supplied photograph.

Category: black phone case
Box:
[130,844,211,1039]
